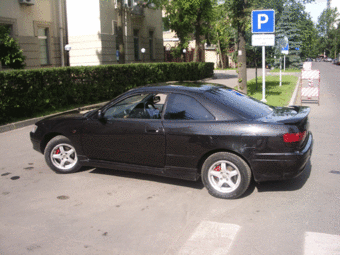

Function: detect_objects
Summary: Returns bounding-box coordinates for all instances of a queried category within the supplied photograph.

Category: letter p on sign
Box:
[258,14,269,29]
[252,10,275,33]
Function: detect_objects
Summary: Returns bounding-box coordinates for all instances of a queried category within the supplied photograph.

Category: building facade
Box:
[0,0,164,69]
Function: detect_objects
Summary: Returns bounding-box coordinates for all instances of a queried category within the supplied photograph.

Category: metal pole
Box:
[261,46,266,102]
[280,57,282,86]
[284,55,286,71]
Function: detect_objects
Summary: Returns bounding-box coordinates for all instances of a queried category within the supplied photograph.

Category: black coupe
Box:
[30,83,313,199]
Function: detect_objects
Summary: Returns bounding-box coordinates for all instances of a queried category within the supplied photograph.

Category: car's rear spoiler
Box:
[277,106,310,124]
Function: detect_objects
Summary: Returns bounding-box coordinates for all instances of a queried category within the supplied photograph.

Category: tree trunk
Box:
[217,32,224,69]
[237,29,247,94]
[117,0,125,64]
[193,11,202,62]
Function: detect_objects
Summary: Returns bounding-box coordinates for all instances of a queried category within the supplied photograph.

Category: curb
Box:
[0,101,108,134]
[288,76,301,106]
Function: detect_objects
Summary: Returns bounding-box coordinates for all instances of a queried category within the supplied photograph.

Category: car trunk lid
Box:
[258,106,310,148]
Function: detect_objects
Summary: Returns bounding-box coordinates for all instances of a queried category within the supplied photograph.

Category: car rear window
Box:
[206,88,274,119]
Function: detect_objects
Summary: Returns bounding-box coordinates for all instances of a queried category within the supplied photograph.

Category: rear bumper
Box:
[251,133,313,182]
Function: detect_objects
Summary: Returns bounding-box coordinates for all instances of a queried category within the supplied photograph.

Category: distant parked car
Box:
[30,82,313,199]
[325,57,333,62]
[266,63,272,69]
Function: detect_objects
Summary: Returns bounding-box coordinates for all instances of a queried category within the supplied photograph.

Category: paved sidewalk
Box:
[205,68,300,88]
[0,69,301,134]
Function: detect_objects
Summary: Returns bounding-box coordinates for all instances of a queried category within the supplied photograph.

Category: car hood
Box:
[257,106,310,124]
[36,110,87,124]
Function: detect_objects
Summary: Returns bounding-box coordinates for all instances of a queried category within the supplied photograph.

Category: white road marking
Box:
[304,232,340,255]
[178,221,240,255]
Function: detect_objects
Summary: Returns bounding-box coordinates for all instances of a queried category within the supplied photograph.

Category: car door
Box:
[162,93,215,169]
[82,93,166,167]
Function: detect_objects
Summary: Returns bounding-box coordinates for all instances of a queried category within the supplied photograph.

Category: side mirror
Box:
[98,110,103,119]
[97,110,107,123]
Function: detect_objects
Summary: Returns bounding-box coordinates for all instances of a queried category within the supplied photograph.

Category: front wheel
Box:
[44,135,81,174]
[201,152,251,199]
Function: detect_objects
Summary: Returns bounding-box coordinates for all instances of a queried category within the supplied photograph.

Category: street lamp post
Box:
[183,49,187,62]
[141,48,146,62]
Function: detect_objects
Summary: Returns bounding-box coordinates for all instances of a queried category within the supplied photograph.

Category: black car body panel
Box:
[30,83,313,183]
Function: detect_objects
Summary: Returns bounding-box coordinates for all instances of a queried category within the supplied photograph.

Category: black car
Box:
[30,83,313,199]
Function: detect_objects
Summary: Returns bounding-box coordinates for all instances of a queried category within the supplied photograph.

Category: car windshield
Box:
[206,87,274,119]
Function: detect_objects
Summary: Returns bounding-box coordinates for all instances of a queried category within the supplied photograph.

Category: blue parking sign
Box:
[252,10,275,33]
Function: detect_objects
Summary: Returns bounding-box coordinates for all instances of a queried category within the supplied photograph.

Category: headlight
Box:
[32,125,38,133]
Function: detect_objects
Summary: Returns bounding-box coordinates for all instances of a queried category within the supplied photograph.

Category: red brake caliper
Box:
[214,165,221,171]
[55,148,60,154]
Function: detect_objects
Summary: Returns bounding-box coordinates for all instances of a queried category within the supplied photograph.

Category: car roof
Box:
[130,82,231,95]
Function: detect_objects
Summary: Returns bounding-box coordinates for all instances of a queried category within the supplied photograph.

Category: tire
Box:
[201,152,251,199]
[44,135,81,174]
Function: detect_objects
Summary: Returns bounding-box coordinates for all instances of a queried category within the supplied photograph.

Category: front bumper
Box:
[30,131,43,154]
[251,133,313,182]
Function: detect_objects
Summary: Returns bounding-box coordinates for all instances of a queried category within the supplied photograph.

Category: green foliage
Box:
[275,3,307,68]
[0,26,26,69]
[317,7,340,58]
[0,62,214,125]
[207,2,237,68]
[164,0,214,61]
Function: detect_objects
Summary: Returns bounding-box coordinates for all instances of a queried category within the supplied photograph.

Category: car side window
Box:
[103,93,166,120]
[164,94,214,120]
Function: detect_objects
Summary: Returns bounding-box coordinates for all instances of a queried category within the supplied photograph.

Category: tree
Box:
[0,25,26,69]
[317,7,340,58]
[208,2,237,69]
[224,0,252,93]
[164,0,214,62]
[275,3,311,67]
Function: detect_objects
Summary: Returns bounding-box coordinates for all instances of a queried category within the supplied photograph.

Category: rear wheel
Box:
[44,136,81,174]
[201,152,251,199]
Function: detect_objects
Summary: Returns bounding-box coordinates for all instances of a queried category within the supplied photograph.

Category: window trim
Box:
[37,27,50,66]
[34,21,53,66]
[0,17,18,37]
[133,28,140,61]
[148,30,154,61]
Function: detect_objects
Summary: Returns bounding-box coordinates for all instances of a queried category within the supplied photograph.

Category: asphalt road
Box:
[1,62,340,255]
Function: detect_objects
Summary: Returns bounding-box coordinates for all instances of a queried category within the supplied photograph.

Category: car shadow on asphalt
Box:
[88,167,205,190]
[81,159,311,197]
[254,159,312,193]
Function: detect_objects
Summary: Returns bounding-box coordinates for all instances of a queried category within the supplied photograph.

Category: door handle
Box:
[147,128,159,133]
[146,126,163,133]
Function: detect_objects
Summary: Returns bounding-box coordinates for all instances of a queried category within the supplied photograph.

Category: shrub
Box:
[0,62,214,125]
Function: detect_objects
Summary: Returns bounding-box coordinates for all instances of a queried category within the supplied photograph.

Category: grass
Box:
[246,75,298,107]
[270,68,301,73]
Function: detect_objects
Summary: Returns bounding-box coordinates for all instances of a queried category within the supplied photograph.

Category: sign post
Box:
[252,10,275,103]
[281,36,289,71]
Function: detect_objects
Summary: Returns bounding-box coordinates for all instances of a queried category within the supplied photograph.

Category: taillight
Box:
[283,131,307,143]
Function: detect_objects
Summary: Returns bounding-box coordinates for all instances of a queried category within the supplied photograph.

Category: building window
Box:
[162,17,170,32]
[38,28,49,65]
[149,31,154,60]
[134,29,139,61]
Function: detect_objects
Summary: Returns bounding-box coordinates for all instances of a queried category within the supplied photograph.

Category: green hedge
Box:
[0,62,214,125]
